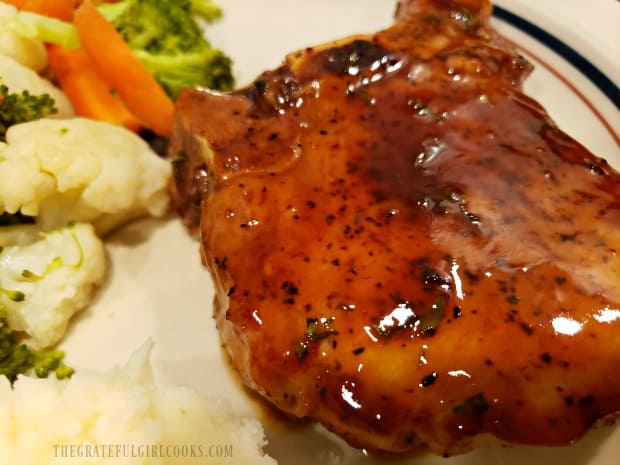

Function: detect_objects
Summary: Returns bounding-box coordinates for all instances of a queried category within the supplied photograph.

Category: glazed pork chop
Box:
[169,0,620,456]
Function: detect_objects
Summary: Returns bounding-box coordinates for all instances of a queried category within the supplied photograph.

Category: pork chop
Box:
[169,0,620,456]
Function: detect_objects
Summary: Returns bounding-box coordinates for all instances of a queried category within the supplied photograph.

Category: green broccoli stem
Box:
[8,11,81,49]
[190,0,223,21]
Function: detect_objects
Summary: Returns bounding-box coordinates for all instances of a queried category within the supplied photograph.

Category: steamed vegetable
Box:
[20,0,79,22]
[7,9,81,48]
[98,0,234,98]
[0,54,74,117]
[0,117,171,234]
[74,0,174,137]
[0,1,47,71]
[0,222,105,349]
[0,83,56,141]
[46,44,143,131]
[0,309,73,382]
[3,0,233,136]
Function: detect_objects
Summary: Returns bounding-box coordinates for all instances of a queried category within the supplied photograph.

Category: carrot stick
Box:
[2,0,26,9]
[73,0,174,137]
[21,0,79,21]
[47,44,143,131]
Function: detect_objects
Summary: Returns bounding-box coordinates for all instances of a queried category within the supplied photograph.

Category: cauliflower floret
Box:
[0,223,40,248]
[0,118,171,235]
[0,342,277,465]
[0,3,47,72]
[0,222,105,348]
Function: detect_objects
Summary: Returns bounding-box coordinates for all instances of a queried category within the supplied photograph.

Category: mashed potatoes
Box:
[0,342,277,465]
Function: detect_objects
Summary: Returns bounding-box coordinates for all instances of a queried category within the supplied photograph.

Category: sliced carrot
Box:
[21,0,80,21]
[47,44,143,131]
[2,0,26,9]
[73,0,174,137]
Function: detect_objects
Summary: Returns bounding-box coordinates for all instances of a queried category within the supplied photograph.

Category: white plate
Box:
[61,1,620,464]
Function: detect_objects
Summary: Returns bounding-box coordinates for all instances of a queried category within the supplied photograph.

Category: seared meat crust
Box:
[169,0,620,456]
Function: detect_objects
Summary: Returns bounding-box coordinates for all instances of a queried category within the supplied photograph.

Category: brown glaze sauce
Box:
[170,0,620,456]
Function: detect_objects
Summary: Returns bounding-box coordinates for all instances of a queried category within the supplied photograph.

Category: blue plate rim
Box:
[492,5,620,112]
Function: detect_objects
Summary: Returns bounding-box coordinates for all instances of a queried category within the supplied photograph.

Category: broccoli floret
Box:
[189,0,223,21]
[0,309,73,383]
[134,47,233,99]
[0,84,58,142]
[98,0,234,98]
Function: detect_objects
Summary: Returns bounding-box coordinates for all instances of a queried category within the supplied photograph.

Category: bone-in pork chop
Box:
[169,0,620,456]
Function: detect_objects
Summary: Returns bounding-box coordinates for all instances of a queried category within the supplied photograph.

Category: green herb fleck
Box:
[454,392,489,416]
[372,294,448,340]
[305,317,337,342]
[418,295,446,335]
[294,317,338,362]
[295,340,308,362]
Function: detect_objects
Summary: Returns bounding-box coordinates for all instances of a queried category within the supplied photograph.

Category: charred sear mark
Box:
[453,305,462,319]
[584,161,606,176]
[578,395,596,406]
[422,267,452,291]
[281,281,299,295]
[247,74,301,114]
[504,309,535,336]
[320,40,392,76]
[420,372,438,387]
[214,256,228,271]
[559,232,578,242]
